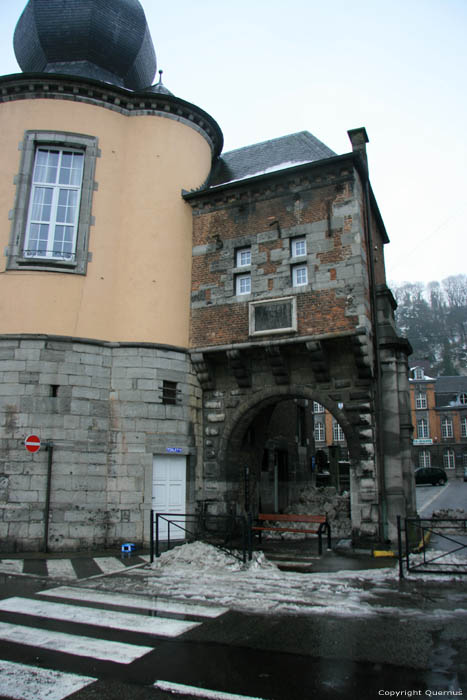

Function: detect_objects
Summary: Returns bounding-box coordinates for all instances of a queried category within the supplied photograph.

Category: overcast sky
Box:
[1,0,466,288]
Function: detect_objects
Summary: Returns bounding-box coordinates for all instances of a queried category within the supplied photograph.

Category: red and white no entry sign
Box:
[25,434,41,453]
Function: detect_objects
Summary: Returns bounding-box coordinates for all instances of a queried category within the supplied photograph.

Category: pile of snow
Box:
[429,508,467,534]
[277,486,352,538]
[149,541,277,573]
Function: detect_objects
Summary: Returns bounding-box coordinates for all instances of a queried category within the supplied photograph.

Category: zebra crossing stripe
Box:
[0,621,153,663]
[154,680,269,700]
[91,556,128,575]
[0,559,24,574]
[46,559,78,579]
[0,596,200,637]
[39,586,228,618]
[0,659,95,700]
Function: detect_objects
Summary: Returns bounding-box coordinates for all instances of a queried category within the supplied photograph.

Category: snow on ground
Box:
[88,542,467,620]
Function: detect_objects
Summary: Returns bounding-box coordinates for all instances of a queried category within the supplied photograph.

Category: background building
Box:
[410,366,467,477]
[0,0,415,552]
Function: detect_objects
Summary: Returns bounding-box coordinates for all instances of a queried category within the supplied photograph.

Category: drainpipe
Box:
[347,128,387,542]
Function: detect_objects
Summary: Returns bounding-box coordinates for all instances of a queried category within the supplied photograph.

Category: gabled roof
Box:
[208,131,336,188]
[436,376,467,394]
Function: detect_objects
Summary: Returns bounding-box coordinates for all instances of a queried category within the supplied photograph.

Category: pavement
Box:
[0,537,397,581]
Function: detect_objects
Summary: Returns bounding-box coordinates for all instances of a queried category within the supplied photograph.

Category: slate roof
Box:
[435,376,467,407]
[208,131,337,189]
[14,0,156,91]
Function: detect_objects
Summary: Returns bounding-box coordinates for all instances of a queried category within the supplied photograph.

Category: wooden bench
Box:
[251,513,331,555]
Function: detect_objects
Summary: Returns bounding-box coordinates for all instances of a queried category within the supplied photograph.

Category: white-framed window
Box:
[292,264,308,287]
[441,417,453,439]
[314,421,325,442]
[459,393,467,405]
[236,273,251,295]
[418,450,431,468]
[417,418,429,439]
[461,416,467,438]
[24,148,84,260]
[313,402,324,414]
[7,130,98,275]
[332,420,345,442]
[414,368,424,380]
[291,237,307,257]
[443,448,455,469]
[415,392,427,410]
[236,247,251,267]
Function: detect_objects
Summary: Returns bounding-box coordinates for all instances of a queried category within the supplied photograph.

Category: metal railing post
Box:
[155,514,160,558]
[397,515,404,579]
[150,509,154,563]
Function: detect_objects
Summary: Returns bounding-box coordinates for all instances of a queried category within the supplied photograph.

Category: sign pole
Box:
[43,441,54,553]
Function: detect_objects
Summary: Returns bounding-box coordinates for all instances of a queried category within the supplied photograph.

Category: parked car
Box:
[415,467,448,486]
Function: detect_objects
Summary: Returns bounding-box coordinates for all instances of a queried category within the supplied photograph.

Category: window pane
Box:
[292,238,306,257]
[237,248,251,267]
[293,265,307,286]
[236,274,251,294]
[53,225,74,259]
[57,189,78,224]
[31,187,53,222]
[26,223,49,257]
[59,152,84,186]
[34,149,59,184]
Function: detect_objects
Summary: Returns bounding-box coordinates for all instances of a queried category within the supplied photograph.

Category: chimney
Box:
[347,127,369,172]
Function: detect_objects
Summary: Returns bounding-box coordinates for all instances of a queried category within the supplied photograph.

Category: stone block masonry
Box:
[0,337,199,552]
[189,160,371,349]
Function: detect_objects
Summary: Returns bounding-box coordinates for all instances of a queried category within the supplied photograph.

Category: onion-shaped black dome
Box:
[13,0,157,91]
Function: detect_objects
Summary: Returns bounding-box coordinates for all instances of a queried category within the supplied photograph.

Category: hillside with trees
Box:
[391,274,467,376]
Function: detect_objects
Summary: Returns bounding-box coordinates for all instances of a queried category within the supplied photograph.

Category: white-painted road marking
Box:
[0,659,95,700]
[0,559,24,574]
[39,586,228,617]
[0,596,200,637]
[0,621,153,663]
[46,559,77,579]
[92,556,128,574]
[155,680,270,700]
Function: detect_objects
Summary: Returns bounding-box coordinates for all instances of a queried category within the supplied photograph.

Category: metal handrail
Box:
[398,515,467,578]
[150,511,250,564]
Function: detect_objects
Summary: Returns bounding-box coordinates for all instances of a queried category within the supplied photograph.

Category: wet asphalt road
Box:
[0,482,465,699]
[0,570,465,700]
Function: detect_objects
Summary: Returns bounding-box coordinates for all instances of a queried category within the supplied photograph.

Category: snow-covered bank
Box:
[84,542,467,620]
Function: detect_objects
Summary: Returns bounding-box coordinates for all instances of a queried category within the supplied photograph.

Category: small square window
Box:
[236,247,251,267]
[291,237,307,257]
[162,380,178,405]
[292,264,308,287]
[236,273,251,295]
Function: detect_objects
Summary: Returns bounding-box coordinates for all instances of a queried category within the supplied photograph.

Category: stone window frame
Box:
[461,416,467,439]
[332,419,345,442]
[417,418,429,439]
[292,262,308,287]
[249,296,297,337]
[235,273,251,296]
[6,130,99,275]
[441,416,453,439]
[291,236,307,258]
[314,420,325,442]
[443,448,455,469]
[418,449,431,468]
[235,246,251,268]
[413,367,424,380]
[415,391,427,410]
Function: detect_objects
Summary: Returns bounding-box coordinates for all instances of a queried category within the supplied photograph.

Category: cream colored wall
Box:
[0,99,212,345]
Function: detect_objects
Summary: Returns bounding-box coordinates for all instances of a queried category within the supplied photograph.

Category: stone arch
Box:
[218,384,360,469]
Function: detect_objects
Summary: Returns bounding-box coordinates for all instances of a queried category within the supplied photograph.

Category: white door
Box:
[152,455,186,540]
